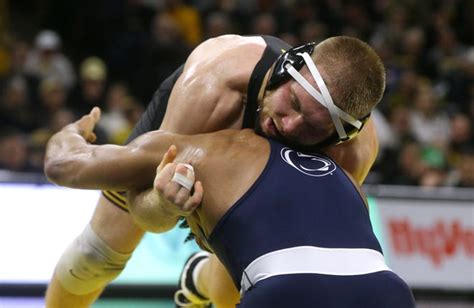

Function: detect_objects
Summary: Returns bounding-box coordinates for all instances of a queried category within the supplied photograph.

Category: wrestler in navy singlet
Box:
[102,36,290,210]
[208,138,415,308]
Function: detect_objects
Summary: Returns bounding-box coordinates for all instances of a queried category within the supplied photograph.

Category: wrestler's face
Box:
[258,67,335,146]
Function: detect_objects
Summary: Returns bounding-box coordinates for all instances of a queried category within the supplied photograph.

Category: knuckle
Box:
[154,180,166,192]
[175,195,188,207]
[164,189,176,201]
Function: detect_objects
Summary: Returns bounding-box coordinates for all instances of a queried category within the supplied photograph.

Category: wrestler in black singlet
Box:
[102,36,290,210]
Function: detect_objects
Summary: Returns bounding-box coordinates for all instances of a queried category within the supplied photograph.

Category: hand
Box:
[153,145,204,217]
[66,107,101,143]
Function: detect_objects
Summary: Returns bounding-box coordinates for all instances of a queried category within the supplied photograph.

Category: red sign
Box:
[389,219,474,266]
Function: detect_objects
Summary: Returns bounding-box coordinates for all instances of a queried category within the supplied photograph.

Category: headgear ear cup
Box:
[267,42,316,89]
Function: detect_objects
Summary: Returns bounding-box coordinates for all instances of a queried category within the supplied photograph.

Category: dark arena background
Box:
[0,0,473,307]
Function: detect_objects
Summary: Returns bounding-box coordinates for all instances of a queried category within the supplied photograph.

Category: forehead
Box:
[288,66,332,125]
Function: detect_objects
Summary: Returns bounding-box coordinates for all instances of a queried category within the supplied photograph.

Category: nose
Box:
[281,114,304,136]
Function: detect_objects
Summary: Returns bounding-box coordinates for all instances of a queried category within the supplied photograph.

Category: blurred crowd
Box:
[0,0,472,187]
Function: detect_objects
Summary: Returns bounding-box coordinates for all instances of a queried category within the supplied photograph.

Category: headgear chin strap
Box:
[267,43,368,145]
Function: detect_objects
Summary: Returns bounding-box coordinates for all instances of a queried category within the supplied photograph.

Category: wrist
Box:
[146,191,182,220]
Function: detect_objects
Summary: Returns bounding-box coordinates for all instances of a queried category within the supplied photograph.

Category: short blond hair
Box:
[313,36,386,119]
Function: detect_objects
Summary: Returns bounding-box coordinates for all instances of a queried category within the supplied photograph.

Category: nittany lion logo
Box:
[280,147,336,177]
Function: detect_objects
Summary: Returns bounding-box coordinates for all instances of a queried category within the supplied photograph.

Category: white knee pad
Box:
[55,224,132,295]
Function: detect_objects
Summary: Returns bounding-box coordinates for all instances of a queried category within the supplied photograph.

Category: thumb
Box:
[90,107,101,123]
[157,145,177,172]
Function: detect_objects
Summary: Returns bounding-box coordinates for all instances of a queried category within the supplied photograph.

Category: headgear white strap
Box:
[285,52,363,140]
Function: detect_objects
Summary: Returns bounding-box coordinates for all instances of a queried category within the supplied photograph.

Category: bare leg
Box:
[45,195,145,308]
[198,255,240,308]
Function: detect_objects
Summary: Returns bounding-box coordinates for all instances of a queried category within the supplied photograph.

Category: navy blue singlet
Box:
[208,139,415,308]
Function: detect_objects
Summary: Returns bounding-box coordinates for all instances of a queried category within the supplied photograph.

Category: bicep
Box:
[161,75,219,133]
[160,44,228,134]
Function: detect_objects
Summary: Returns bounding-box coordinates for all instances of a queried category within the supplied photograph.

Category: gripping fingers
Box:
[182,180,203,212]
[154,163,194,209]
[154,162,179,196]
[157,145,177,174]
[153,147,200,215]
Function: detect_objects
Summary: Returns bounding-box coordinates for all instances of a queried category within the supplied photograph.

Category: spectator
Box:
[38,78,67,117]
[251,13,277,36]
[29,109,75,171]
[133,12,189,102]
[0,76,37,131]
[97,82,131,142]
[9,39,30,75]
[454,152,474,187]
[299,21,327,46]
[163,0,203,47]
[0,0,472,188]
[387,69,419,111]
[0,129,31,172]
[69,56,108,117]
[388,105,414,146]
[385,141,427,185]
[396,27,428,74]
[204,12,234,39]
[107,96,144,145]
[428,27,466,79]
[24,30,76,90]
[409,83,451,148]
[448,113,474,163]
[2,39,40,103]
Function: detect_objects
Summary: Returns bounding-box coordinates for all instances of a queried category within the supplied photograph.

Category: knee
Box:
[55,224,132,295]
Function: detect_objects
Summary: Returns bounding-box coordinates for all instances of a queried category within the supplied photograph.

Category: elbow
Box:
[44,157,76,187]
[44,159,65,185]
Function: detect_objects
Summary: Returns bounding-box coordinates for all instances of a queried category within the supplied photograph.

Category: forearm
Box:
[44,127,96,187]
[45,129,137,190]
[128,189,181,233]
[45,116,169,191]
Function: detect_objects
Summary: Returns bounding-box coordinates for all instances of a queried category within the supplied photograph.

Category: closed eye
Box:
[290,89,301,113]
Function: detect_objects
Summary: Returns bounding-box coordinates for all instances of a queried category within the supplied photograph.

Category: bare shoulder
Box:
[185,35,266,89]
[191,35,266,59]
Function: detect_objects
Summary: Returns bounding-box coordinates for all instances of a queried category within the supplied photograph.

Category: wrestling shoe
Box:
[174,251,212,308]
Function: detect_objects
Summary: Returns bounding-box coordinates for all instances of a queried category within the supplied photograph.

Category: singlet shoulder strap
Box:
[242,36,291,129]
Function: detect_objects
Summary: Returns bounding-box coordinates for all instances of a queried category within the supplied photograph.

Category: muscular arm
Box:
[45,36,252,190]
[160,35,262,133]
[45,109,174,192]
[45,108,205,233]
